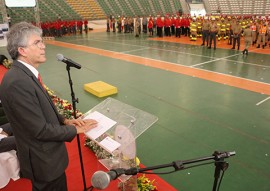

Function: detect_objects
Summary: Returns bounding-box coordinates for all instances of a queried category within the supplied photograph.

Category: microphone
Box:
[91,168,138,189]
[56,54,81,69]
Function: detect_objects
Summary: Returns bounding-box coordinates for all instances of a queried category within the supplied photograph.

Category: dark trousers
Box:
[232,36,240,49]
[171,26,175,35]
[228,30,233,44]
[186,27,190,36]
[32,173,67,191]
[175,28,181,38]
[202,30,209,45]
[157,27,163,37]
[143,24,147,33]
[165,27,171,36]
[209,32,217,48]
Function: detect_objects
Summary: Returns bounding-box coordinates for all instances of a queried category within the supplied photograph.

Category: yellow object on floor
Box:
[84,81,118,97]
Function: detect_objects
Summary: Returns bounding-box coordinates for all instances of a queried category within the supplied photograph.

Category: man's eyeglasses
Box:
[22,40,45,49]
[30,40,45,48]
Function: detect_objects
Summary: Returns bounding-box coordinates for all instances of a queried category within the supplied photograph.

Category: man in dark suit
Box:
[0,22,97,191]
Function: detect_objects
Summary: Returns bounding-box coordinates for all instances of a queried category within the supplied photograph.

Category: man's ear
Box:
[18,47,27,58]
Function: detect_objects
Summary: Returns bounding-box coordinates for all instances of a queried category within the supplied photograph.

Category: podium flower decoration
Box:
[45,85,83,119]
[2,59,12,69]
[84,136,112,159]
[118,158,157,191]
[137,174,157,191]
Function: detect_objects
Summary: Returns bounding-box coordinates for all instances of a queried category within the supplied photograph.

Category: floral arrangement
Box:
[45,85,83,119]
[2,59,12,69]
[84,137,112,159]
[137,174,157,191]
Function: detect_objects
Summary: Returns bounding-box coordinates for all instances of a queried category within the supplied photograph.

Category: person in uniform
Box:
[106,16,110,32]
[208,17,218,50]
[229,17,236,45]
[171,15,176,35]
[256,20,268,48]
[225,16,231,41]
[201,16,210,46]
[190,17,197,41]
[197,17,203,38]
[134,16,140,37]
[156,15,164,37]
[242,24,252,55]
[112,16,116,32]
[251,20,257,45]
[231,20,242,50]
[219,18,227,40]
[148,16,154,37]
[175,15,181,38]
[164,14,171,37]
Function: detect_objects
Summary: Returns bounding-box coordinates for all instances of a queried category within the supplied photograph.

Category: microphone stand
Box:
[65,64,87,191]
[125,151,235,191]
[212,151,229,191]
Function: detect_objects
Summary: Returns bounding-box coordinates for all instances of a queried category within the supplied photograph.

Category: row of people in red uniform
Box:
[155,15,190,37]
[40,19,89,37]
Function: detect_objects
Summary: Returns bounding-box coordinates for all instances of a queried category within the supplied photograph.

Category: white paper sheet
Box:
[84,111,117,140]
[99,136,121,153]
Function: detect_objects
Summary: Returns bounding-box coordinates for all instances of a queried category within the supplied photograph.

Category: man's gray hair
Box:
[6,22,42,60]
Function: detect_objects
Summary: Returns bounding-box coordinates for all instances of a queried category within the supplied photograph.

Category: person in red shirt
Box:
[164,14,171,36]
[175,15,181,38]
[156,15,164,37]
[171,14,176,35]
[148,17,154,37]
[70,20,76,34]
[84,19,88,34]
[182,15,190,36]
[55,20,62,37]
[77,19,83,34]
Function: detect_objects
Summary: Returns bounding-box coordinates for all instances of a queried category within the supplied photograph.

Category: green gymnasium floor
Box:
[1,31,270,191]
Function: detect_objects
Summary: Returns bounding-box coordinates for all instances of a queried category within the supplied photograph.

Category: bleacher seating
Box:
[6,0,106,24]
[65,0,105,20]
[4,0,185,24]
[5,0,270,25]
[7,7,35,24]
[96,0,182,17]
[6,0,81,24]
[207,0,270,15]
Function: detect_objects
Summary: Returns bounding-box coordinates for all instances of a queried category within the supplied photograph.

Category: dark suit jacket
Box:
[0,103,9,125]
[0,60,77,182]
[0,122,17,153]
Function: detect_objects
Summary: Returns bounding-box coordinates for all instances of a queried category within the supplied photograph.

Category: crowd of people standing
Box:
[106,14,270,54]
[40,18,89,37]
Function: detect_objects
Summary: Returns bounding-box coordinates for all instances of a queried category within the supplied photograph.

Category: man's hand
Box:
[64,118,98,134]
[76,119,98,134]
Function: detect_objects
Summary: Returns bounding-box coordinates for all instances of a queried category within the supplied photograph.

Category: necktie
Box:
[38,73,46,89]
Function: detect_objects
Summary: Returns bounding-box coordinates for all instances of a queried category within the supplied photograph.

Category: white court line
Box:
[121,47,150,53]
[68,37,268,70]
[53,40,270,85]
[68,38,212,59]
[256,97,270,106]
[225,59,270,68]
[86,37,259,66]
[190,54,241,67]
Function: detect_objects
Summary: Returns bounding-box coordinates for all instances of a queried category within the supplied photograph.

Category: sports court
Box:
[1,30,269,190]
